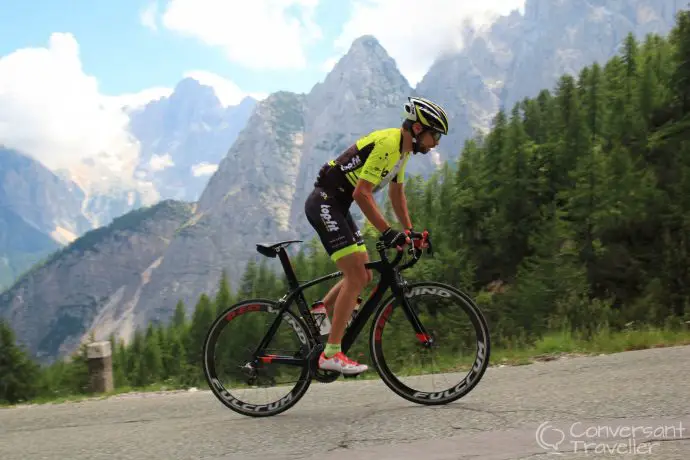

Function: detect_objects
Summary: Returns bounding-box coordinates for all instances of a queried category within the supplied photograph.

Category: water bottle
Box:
[310,301,331,338]
[347,296,363,329]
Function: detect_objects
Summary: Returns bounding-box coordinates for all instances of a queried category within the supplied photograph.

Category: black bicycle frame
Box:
[250,242,431,368]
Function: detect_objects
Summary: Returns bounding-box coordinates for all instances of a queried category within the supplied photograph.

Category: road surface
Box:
[2,345,689,459]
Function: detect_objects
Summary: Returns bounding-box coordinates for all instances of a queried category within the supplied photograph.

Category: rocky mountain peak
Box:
[169,77,222,110]
[305,32,412,141]
[346,34,389,60]
[127,76,257,203]
[316,34,410,97]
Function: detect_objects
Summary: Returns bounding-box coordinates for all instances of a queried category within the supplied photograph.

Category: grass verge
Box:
[2,324,689,407]
[491,323,690,366]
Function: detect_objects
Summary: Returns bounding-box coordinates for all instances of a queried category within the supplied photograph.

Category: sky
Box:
[0,0,525,190]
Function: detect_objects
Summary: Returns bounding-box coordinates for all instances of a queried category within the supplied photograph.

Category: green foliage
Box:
[0,319,41,404]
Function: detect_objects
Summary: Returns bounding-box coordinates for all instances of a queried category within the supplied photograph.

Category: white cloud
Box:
[161,0,322,69]
[106,86,173,111]
[249,92,270,101]
[184,71,269,106]
[149,153,175,171]
[335,0,526,86]
[0,33,148,193]
[191,162,218,177]
[140,2,159,31]
[184,70,247,106]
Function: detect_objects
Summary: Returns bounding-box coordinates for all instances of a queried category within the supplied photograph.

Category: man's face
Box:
[414,123,442,153]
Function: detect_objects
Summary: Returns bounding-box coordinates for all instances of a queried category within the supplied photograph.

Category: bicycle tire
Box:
[202,298,312,417]
[369,281,491,405]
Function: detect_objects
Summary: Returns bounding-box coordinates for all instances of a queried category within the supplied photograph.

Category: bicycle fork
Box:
[388,277,435,348]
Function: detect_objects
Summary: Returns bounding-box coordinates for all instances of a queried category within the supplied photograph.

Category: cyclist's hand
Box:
[380,227,409,249]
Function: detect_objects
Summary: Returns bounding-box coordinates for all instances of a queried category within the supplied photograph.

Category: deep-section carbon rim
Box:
[203,299,312,417]
[369,281,491,405]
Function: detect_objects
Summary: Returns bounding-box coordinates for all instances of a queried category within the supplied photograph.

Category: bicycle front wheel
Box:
[203,299,312,417]
[369,281,490,405]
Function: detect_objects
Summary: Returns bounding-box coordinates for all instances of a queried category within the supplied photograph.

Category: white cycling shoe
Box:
[318,351,368,375]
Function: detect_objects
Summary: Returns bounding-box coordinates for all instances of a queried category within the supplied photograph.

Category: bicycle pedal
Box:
[342,372,363,379]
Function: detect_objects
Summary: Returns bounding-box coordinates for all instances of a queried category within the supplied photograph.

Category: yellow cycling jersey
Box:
[314,128,410,205]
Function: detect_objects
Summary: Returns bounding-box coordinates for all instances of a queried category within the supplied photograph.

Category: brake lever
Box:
[424,230,434,257]
[408,245,422,258]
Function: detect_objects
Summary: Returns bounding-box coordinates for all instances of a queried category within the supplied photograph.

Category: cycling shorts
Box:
[304,186,367,262]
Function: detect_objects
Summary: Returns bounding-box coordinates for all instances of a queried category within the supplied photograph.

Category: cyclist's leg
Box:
[328,250,368,346]
[304,188,347,312]
[321,213,371,313]
[320,211,370,373]
[304,188,368,374]
[318,250,368,374]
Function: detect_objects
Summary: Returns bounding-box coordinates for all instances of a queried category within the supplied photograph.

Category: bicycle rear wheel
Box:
[203,299,312,417]
[369,281,490,405]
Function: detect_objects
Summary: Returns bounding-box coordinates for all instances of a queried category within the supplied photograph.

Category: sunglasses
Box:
[428,130,442,142]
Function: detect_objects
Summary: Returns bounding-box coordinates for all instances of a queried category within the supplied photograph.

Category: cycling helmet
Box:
[403,96,449,135]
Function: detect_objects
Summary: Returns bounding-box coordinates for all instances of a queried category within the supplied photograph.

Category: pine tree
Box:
[215,270,232,315]
[186,294,214,374]
[140,324,163,385]
[0,320,40,404]
[173,300,187,330]
[669,10,690,113]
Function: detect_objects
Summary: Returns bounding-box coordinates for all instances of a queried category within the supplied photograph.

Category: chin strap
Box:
[411,129,428,155]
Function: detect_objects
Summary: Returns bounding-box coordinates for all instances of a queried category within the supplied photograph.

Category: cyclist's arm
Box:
[353,180,389,232]
[388,181,412,229]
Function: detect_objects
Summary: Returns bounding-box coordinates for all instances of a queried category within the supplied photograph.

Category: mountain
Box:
[127,78,258,202]
[0,200,194,363]
[0,35,416,361]
[0,148,91,243]
[416,0,683,162]
[0,148,92,288]
[0,209,59,289]
[0,77,256,290]
[1,0,686,362]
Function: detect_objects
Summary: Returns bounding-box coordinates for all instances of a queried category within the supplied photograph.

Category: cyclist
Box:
[304,96,449,375]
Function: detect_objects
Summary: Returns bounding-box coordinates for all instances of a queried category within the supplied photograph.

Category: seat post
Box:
[277,249,300,290]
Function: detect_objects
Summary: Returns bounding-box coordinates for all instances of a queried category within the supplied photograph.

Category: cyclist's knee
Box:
[365,269,373,285]
[350,268,368,290]
[355,264,369,288]
[337,254,368,289]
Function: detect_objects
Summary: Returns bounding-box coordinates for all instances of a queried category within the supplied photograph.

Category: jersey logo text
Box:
[320,204,339,232]
[340,156,361,172]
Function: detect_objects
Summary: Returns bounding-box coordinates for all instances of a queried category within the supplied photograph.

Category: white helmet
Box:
[403,96,449,135]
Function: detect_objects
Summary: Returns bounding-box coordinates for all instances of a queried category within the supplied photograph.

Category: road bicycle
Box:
[202,231,491,417]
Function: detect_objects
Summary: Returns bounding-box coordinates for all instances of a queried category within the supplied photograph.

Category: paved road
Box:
[2,346,689,459]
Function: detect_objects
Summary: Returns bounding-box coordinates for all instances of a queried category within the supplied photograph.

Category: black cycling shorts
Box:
[304,187,367,262]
